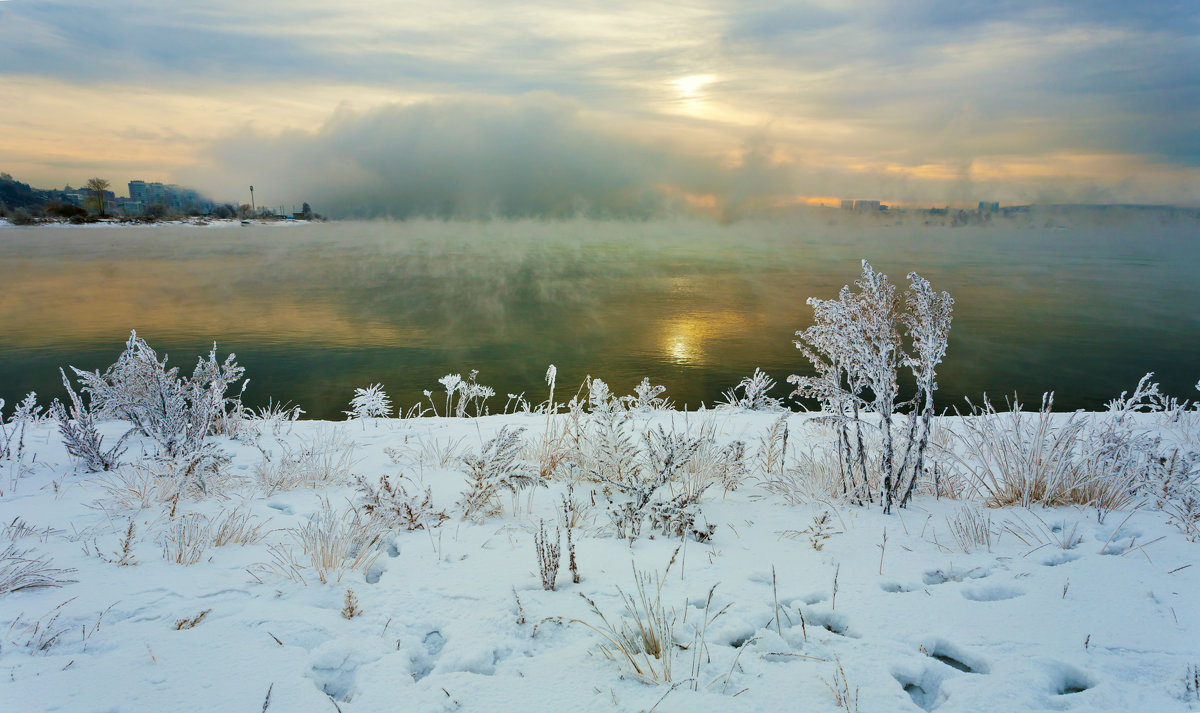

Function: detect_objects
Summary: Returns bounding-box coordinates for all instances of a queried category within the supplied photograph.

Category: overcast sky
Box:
[1,0,1197,215]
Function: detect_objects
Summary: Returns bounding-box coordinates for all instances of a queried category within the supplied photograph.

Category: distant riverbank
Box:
[0,216,324,229]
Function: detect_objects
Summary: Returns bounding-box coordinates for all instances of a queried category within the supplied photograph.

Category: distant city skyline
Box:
[1,1,1197,217]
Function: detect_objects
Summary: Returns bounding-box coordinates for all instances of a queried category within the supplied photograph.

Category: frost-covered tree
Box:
[896,273,954,507]
[790,261,952,512]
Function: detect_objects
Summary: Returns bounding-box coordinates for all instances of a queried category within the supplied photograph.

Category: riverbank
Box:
[0,216,323,229]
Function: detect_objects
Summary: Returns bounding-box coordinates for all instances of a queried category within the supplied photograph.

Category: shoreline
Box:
[0,217,323,229]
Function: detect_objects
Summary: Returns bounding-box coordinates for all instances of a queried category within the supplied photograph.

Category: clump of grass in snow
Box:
[160,512,212,565]
[0,545,76,595]
[341,589,363,619]
[1001,510,1084,552]
[254,426,359,495]
[947,394,1132,508]
[947,506,993,553]
[174,609,211,630]
[254,500,383,585]
[559,550,683,685]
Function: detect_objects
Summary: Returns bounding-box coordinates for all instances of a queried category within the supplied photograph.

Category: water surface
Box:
[2,216,1197,419]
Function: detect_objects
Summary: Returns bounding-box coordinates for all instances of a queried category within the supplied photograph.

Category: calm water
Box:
[2,216,1198,419]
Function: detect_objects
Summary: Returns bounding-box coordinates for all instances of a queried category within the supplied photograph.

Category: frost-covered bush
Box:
[353,474,448,530]
[534,520,561,591]
[624,378,670,412]
[66,332,246,486]
[345,383,392,421]
[52,371,129,472]
[719,368,784,411]
[582,378,642,483]
[648,493,716,542]
[2,393,43,489]
[459,426,542,519]
[601,426,706,539]
[438,370,495,417]
[789,261,953,512]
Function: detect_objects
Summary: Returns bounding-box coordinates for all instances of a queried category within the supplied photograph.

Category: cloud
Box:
[183,94,720,218]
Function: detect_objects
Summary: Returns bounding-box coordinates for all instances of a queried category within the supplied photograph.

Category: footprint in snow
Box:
[919,640,988,675]
[1046,661,1095,696]
[922,566,989,585]
[1041,551,1081,567]
[960,583,1024,602]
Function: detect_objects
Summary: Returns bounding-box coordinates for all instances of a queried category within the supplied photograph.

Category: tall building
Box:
[128,180,148,204]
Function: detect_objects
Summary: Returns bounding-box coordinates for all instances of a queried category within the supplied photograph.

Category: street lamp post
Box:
[249,185,256,217]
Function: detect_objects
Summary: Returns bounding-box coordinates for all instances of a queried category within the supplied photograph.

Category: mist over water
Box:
[2,216,1198,419]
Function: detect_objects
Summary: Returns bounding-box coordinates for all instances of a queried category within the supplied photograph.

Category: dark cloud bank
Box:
[186,95,715,219]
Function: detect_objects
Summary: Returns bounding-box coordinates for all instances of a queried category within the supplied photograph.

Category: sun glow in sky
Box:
[1,0,1197,214]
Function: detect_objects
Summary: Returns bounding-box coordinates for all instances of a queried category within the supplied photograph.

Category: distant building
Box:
[128,180,149,205]
[126,180,214,214]
[853,200,882,212]
[978,201,999,213]
[840,199,855,210]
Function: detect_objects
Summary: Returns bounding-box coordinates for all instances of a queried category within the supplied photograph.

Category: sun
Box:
[672,74,715,98]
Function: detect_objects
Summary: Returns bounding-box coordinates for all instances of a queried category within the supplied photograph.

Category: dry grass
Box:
[174,609,211,630]
[97,464,184,511]
[160,512,211,565]
[209,507,269,547]
[947,395,1138,509]
[523,416,574,480]
[255,426,359,495]
[159,506,267,565]
[558,551,683,685]
[1,545,76,595]
[254,500,383,585]
[947,506,993,553]
[245,400,305,437]
[822,656,860,713]
[761,429,884,505]
[576,565,678,684]
[1001,510,1085,552]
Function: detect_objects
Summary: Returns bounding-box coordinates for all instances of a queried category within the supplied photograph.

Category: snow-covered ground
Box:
[2,406,1198,713]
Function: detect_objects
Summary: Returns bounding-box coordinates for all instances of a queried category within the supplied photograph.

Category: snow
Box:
[2,410,1198,713]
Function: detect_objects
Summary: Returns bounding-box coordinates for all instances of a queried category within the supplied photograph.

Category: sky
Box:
[0,0,1197,217]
